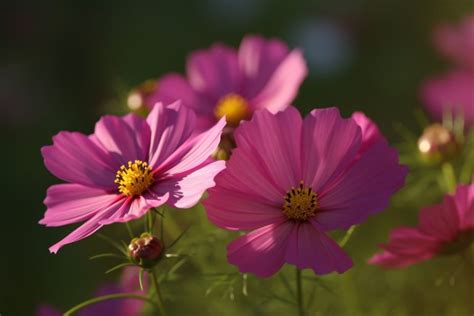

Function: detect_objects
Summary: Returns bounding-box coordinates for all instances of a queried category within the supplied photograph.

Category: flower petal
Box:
[41,132,117,190]
[233,106,303,192]
[314,140,408,230]
[454,182,474,230]
[285,222,353,275]
[157,116,226,176]
[418,198,460,241]
[227,222,294,277]
[145,73,201,110]
[163,160,226,209]
[187,44,241,103]
[94,113,151,165]
[147,101,197,169]
[40,184,120,227]
[351,111,383,154]
[301,107,362,193]
[238,35,290,98]
[48,198,127,253]
[249,49,307,112]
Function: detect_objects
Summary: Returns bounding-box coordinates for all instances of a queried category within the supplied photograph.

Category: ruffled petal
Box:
[163,160,225,209]
[41,132,117,190]
[94,113,151,165]
[227,222,294,277]
[249,49,307,112]
[187,44,242,104]
[48,198,127,253]
[301,107,362,193]
[233,107,303,192]
[40,184,120,227]
[238,35,291,98]
[156,116,226,176]
[314,141,408,230]
[285,222,353,275]
[144,73,202,110]
[351,111,383,154]
[147,101,197,169]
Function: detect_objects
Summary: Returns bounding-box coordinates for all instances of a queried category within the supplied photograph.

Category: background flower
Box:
[368,182,474,268]
[204,107,407,277]
[40,101,225,253]
[144,35,307,130]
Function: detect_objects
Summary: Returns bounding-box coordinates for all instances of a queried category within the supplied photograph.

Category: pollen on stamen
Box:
[282,181,319,221]
[115,160,154,197]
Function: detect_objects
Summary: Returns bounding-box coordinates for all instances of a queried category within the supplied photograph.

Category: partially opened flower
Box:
[144,35,307,131]
[434,15,474,70]
[204,107,407,277]
[38,267,148,316]
[420,70,474,127]
[369,182,474,268]
[40,101,225,253]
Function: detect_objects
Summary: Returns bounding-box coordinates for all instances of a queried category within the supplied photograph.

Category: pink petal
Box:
[144,73,202,110]
[157,116,226,176]
[369,227,439,268]
[164,160,226,209]
[227,222,294,277]
[418,199,460,241]
[285,222,353,275]
[147,101,197,169]
[351,111,384,154]
[94,113,151,165]
[233,107,303,192]
[453,182,474,229]
[420,70,474,126]
[48,198,127,253]
[314,141,408,230]
[238,35,290,98]
[41,132,117,190]
[187,44,242,104]
[249,49,307,113]
[40,184,120,227]
[301,107,362,193]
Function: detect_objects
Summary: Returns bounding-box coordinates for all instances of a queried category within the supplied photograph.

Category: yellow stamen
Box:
[283,181,319,221]
[115,160,154,197]
[214,93,250,126]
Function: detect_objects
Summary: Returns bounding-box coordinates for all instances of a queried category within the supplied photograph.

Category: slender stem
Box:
[150,270,167,316]
[64,293,158,316]
[295,267,305,316]
[441,162,456,193]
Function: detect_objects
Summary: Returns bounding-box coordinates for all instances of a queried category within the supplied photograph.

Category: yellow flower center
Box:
[115,160,154,197]
[214,93,250,126]
[283,181,319,221]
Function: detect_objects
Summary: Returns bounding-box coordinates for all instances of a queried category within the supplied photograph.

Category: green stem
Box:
[295,267,305,316]
[63,293,158,316]
[150,270,167,316]
[441,162,456,193]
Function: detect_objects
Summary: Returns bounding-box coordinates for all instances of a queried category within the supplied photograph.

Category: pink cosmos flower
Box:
[369,182,474,268]
[40,101,226,253]
[203,107,407,277]
[145,35,307,130]
[38,267,148,316]
[434,15,474,70]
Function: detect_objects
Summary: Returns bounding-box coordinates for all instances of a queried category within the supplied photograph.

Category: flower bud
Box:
[417,123,458,163]
[211,132,236,161]
[128,233,163,268]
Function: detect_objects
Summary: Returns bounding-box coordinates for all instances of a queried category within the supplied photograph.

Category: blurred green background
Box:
[1,1,473,315]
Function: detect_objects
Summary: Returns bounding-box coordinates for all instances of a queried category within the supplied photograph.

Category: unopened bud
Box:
[417,123,458,163]
[128,233,163,268]
[127,79,158,112]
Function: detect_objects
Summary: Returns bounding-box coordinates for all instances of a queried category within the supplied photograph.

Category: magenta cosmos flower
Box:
[144,35,307,130]
[38,267,148,316]
[369,182,474,268]
[40,101,225,253]
[203,107,408,277]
